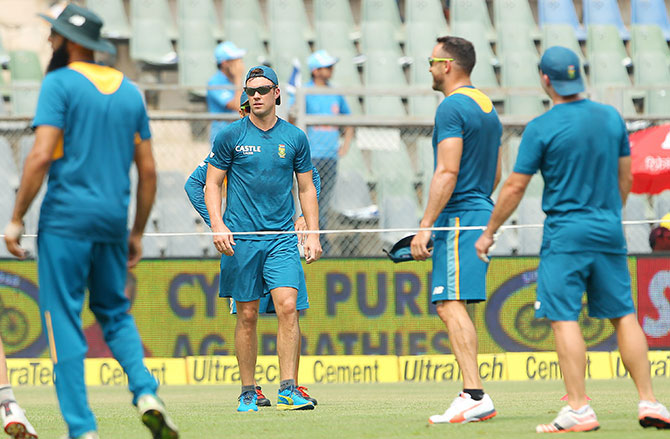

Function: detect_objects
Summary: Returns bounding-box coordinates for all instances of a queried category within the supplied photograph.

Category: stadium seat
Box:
[8,50,42,116]
[405,0,449,35]
[517,189,545,255]
[587,25,632,67]
[177,20,217,97]
[130,18,178,66]
[496,23,540,59]
[653,191,670,218]
[538,0,587,40]
[269,21,312,85]
[130,0,177,41]
[493,0,541,41]
[633,53,670,116]
[0,72,9,106]
[223,0,268,42]
[268,0,315,42]
[629,24,670,63]
[583,0,630,40]
[631,0,670,40]
[177,0,223,41]
[314,21,362,91]
[0,35,8,68]
[360,22,404,56]
[363,52,407,117]
[313,0,357,38]
[588,52,637,116]
[361,0,404,42]
[405,22,442,117]
[542,24,586,65]
[500,52,545,116]
[223,20,269,68]
[86,0,131,39]
[450,21,500,92]
[416,136,433,209]
[332,166,375,217]
[451,0,496,42]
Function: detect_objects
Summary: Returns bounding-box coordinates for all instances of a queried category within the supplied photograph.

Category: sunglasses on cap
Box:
[428,57,454,66]
[243,85,276,96]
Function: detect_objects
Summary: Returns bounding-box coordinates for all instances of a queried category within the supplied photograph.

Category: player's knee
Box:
[237,307,258,325]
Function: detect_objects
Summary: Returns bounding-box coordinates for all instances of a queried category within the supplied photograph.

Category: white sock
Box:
[0,385,15,403]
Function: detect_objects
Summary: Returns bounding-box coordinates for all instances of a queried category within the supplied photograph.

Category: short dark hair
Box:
[436,36,476,75]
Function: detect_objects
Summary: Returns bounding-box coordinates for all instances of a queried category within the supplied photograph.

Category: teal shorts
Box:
[229,262,310,314]
[431,209,491,303]
[535,251,635,321]
[219,234,301,302]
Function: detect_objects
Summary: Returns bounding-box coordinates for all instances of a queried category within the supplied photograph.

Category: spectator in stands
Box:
[650,213,670,252]
[294,50,353,253]
[207,41,246,143]
[476,46,670,432]
[3,4,178,438]
[411,36,502,425]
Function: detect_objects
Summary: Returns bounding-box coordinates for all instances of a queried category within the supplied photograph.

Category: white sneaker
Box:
[536,405,600,433]
[429,392,497,424]
[137,394,179,438]
[1,400,38,439]
[639,400,670,429]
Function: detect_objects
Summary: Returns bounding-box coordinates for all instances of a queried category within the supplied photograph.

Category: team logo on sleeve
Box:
[278,144,286,158]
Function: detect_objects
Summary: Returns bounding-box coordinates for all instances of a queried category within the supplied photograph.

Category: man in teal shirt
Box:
[476,46,670,433]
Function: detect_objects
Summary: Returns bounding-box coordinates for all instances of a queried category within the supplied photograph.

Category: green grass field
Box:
[12,379,670,438]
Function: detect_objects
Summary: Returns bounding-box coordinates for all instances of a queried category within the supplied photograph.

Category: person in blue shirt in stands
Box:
[207,41,246,143]
[205,65,321,412]
[3,4,178,439]
[184,92,320,407]
[476,46,670,433]
[292,50,354,253]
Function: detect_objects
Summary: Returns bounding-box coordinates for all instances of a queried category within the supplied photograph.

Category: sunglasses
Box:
[243,86,276,96]
[428,57,454,66]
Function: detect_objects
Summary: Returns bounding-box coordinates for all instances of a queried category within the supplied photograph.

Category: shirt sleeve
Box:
[32,74,66,129]
[294,130,313,174]
[184,164,211,227]
[209,126,236,171]
[207,87,235,110]
[513,121,544,175]
[136,95,151,140]
[434,97,465,143]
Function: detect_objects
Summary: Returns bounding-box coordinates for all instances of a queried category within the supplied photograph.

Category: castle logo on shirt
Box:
[278,144,286,158]
[235,145,261,155]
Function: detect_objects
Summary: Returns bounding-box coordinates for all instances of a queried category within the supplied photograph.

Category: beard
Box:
[46,41,70,73]
[431,75,443,92]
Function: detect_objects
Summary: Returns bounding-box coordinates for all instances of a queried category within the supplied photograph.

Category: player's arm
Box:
[128,138,157,268]
[184,165,211,227]
[294,166,321,241]
[205,163,234,255]
[410,137,462,261]
[618,156,632,206]
[296,169,322,263]
[492,146,503,193]
[4,126,60,258]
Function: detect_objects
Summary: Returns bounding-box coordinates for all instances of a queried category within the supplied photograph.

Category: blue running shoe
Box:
[237,391,258,412]
[277,385,315,411]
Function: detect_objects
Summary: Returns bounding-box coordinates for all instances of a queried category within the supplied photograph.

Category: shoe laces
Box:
[255,386,266,398]
[239,391,255,405]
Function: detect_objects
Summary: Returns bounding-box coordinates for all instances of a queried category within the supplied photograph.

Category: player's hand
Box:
[475,229,496,263]
[294,216,307,245]
[303,233,322,264]
[212,223,235,256]
[4,220,26,259]
[410,229,432,261]
[127,232,143,268]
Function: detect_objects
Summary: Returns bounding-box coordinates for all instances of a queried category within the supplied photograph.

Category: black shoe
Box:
[256,386,271,407]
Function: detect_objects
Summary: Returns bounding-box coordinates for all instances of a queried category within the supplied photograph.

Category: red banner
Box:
[637,258,670,348]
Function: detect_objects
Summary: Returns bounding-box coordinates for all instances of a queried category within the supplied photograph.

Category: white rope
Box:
[2,219,665,239]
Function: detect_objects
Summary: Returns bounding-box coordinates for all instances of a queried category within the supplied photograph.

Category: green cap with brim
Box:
[39,4,116,55]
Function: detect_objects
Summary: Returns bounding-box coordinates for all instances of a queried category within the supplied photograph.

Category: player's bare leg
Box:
[272,288,313,410]
[551,321,589,409]
[235,299,260,412]
[0,336,38,438]
[429,300,495,424]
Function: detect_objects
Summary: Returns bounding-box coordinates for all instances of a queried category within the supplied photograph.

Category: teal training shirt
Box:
[433,86,502,213]
[514,99,630,254]
[32,62,151,243]
[209,117,313,238]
